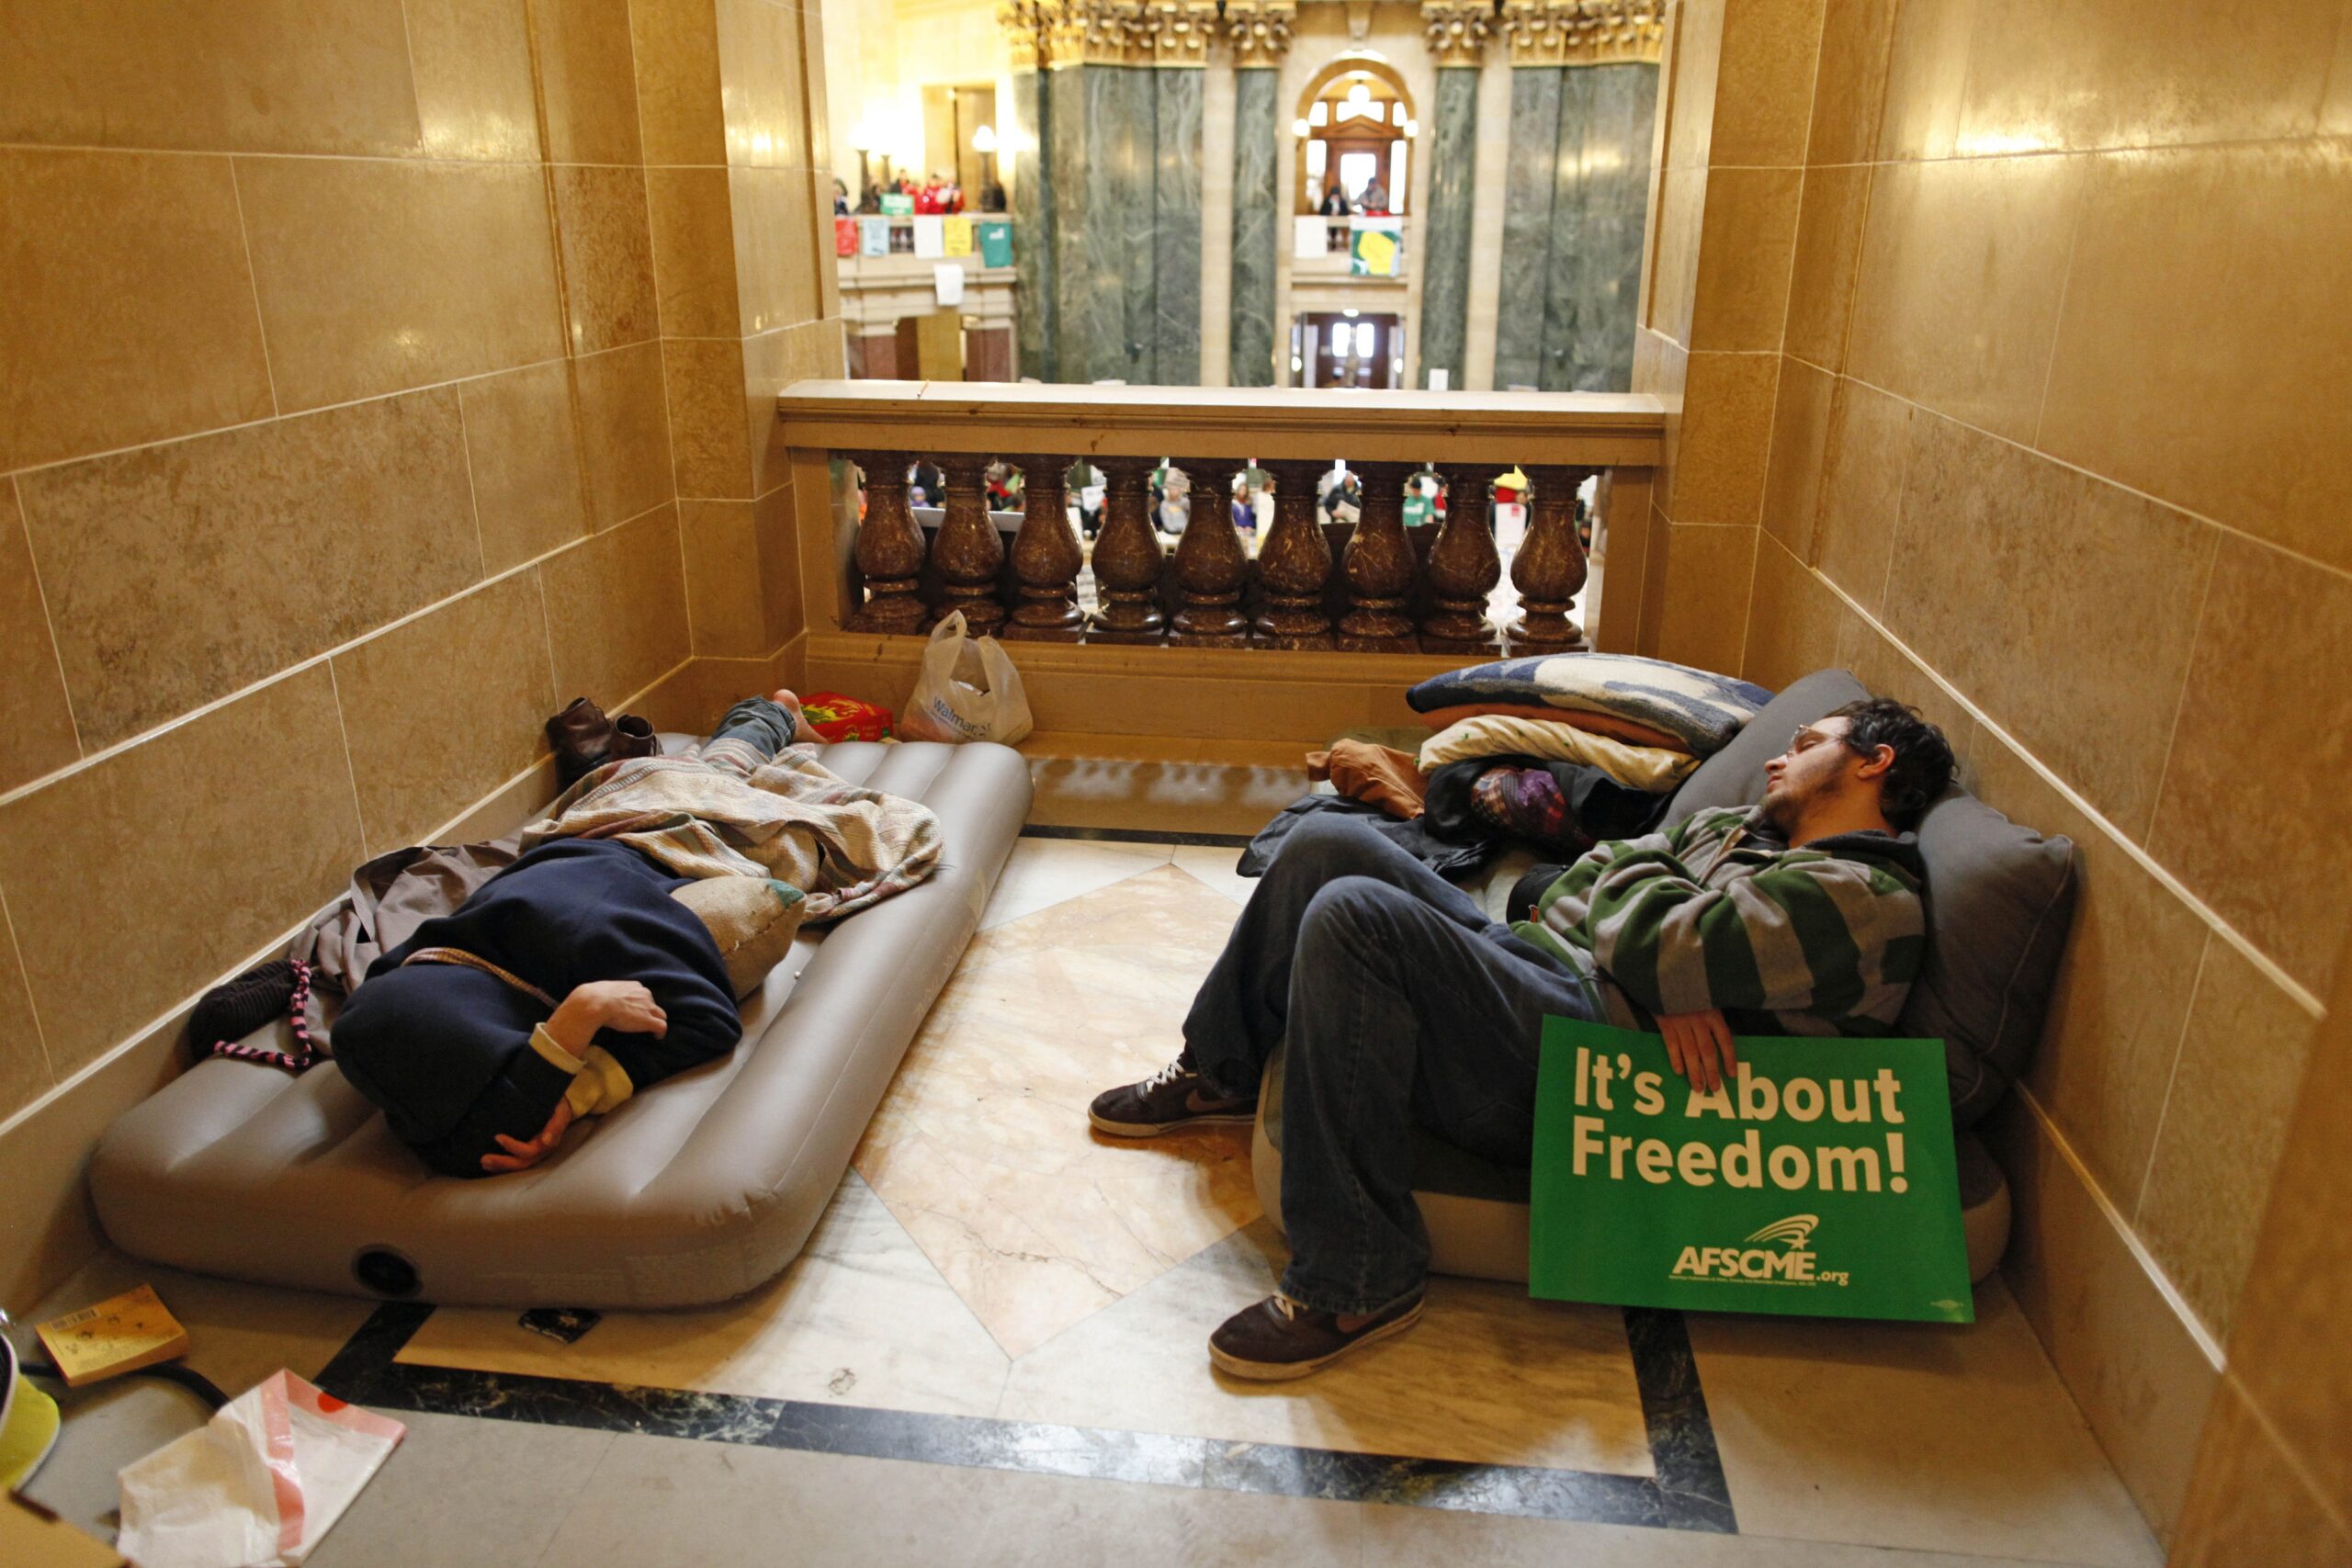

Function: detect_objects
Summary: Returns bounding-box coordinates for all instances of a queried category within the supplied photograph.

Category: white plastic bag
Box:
[899,611,1034,744]
[117,1371,405,1568]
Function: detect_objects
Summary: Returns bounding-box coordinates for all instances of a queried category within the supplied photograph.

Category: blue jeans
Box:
[1184,814,1600,1314]
[688,696,802,776]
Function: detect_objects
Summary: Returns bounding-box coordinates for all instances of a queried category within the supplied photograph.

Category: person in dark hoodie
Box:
[334,694,807,1178]
[1089,698,1952,1380]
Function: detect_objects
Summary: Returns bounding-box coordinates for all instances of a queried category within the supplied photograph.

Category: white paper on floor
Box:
[116,1371,404,1568]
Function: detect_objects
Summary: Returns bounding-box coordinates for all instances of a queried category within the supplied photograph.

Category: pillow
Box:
[1660,667,2077,1126]
[672,876,808,998]
[1414,703,1690,753]
[1408,653,1772,755]
[1419,716,1700,793]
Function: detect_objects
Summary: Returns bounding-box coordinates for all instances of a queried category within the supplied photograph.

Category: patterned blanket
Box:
[519,750,942,922]
[1407,654,1773,756]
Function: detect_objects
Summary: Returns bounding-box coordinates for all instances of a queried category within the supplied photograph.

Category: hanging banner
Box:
[1351,218,1402,276]
[943,216,975,256]
[911,214,946,258]
[1530,1018,1973,1324]
[976,220,1014,268]
[857,217,890,258]
[833,216,858,257]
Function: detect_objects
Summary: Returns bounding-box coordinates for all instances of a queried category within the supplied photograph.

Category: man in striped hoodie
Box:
[1091,697,1953,1379]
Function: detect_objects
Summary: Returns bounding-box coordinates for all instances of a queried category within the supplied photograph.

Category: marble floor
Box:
[14,830,2163,1567]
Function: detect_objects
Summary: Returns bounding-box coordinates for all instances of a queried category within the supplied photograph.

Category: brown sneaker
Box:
[1088,1051,1256,1137]
[609,713,660,761]
[547,696,616,786]
[1208,1290,1426,1381]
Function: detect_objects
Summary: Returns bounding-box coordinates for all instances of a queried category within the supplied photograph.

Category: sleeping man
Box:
[1089,698,1954,1379]
[335,692,940,1177]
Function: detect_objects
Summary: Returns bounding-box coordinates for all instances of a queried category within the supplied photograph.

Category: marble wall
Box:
[1227,69,1281,388]
[1498,62,1658,391]
[0,0,841,1311]
[1415,68,1483,389]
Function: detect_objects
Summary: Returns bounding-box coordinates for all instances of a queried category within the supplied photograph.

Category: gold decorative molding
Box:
[1002,0,1223,69]
[1224,1,1297,65]
[1419,1,1495,66]
[1148,2,1219,65]
[998,0,1046,70]
[1499,1,1665,67]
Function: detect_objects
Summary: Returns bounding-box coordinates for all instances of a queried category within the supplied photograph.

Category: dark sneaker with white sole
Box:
[1208,1290,1426,1381]
[1088,1051,1256,1137]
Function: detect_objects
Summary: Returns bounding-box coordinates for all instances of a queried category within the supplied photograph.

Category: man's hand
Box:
[482,1097,575,1174]
[1658,1008,1736,1095]
[543,980,668,1056]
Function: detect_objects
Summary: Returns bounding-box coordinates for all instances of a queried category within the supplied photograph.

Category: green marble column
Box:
[1227,68,1280,388]
[1011,69,1056,381]
[1493,67,1562,391]
[1417,67,1483,390]
[1153,68,1204,384]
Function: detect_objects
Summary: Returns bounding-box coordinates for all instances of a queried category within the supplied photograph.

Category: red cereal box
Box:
[798,692,894,743]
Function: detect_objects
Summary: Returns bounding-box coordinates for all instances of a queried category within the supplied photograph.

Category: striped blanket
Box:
[1407,654,1772,755]
[518,750,942,922]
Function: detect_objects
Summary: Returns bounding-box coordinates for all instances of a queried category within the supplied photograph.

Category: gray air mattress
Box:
[89,739,1031,1309]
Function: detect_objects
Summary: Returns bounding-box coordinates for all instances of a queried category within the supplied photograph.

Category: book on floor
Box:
[35,1283,192,1388]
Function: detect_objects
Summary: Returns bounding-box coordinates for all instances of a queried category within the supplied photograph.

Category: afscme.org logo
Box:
[1670,1213,1851,1287]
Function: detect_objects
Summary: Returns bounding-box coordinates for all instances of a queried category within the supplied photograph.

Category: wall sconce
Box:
[1292,117,1310,137]
[1405,118,1420,138]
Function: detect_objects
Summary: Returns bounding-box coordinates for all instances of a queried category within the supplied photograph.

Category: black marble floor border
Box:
[315,1302,1734,1533]
[1018,823,1258,849]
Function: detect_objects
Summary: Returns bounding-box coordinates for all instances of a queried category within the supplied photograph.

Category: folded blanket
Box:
[1419,715,1701,792]
[1407,653,1771,755]
[1413,702,1690,753]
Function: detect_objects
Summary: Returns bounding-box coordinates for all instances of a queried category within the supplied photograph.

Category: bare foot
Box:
[767,688,807,741]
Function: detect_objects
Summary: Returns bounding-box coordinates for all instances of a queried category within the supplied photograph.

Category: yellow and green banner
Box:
[1531,1018,1973,1323]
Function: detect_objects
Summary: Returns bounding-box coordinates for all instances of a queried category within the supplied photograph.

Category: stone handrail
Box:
[776,378,1666,661]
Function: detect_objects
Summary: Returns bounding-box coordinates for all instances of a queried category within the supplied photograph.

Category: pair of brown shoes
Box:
[547,697,658,787]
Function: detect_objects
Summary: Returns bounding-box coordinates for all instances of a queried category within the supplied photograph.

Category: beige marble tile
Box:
[1986,1095,2222,1543]
[1956,0,2335,153]
[572,341,677,526]
[2328,6,2352,137]
[460,360,592,574]
[647,166,744,339]
[1708,0,1825,167]
[1804,0,1897,166]
[715,0,811,172]
[664,337,758,500]
[300,1412,612,1568]
[999,1221,1657,1476]
[977,837,1174,931]
[0,482,79,795]
[1809,378,1910,614]
[236,156,565,412]
[0,150,274,471]
[2147,535,2352,999]
[532,0,643,165]
[1661,0,1724,172]
[0,0,420,155]
[0,664,364,1076]
[552,165,660,355]
[1169,844,1258,907]
[404,0,542,161]
[333,572,556,855]
[745,319,848,499]
[2037,141,2352,575]
[397,1171,1011,1416]
[729,166,823,335]
[0,892,52,1121]
[1363,1506,2124,1568]
[1024,756,1310,837]
[1668,351,1778,525]
[1759,355,1832,559]
[754,482,802,649]
[631,0,729,166]
[1654,525,1758,676]
[1782,163,1870,372]
[1689,1279,2161,1564]
[2134,941,2319,1348]
[1740,533,1844,693]
[540,502,692,708]
[1688,168,1801,354]
[680,498,770,658]
[856,867,1257,1357]
[2170,1375,2352,1568]
[1645,165,1706,348]
[30,1247,377,1393]
[1967,740,2206,1208]
[1874,0,1975,160]
[1846,153,2084,446]
[1830,615,1977,778]
[17,388,481,750]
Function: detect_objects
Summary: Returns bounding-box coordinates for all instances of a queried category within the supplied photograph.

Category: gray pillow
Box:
[1658,669,2076,1126]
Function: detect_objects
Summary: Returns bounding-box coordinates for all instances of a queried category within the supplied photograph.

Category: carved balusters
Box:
[1336,460,1420,653]
[1253,460,1335,649]
[1002,455,1083,641]
[1509,464,1593,652]
[844,449,928,635]
[1088,455,1166,643]
[1168,457,1250,646]
[1419,461,1502,654]
[930,452,1007,633]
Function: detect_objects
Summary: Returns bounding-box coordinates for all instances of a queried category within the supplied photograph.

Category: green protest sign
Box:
[1530,1018,1973,1324]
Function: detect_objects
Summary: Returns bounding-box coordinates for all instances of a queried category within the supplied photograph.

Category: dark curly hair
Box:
[1827,698,1955,828]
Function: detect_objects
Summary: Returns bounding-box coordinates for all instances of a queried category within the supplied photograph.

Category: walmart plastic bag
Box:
[899,611,1033,744]
[117,1371,405,1567]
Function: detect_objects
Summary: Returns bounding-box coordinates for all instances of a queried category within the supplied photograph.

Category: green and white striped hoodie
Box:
[1512,806,1928,1037]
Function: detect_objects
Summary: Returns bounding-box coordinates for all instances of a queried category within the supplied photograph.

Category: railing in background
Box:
[779,382,1666,663]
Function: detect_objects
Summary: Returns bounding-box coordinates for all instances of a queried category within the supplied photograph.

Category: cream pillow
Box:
[1417,715,1701,793]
